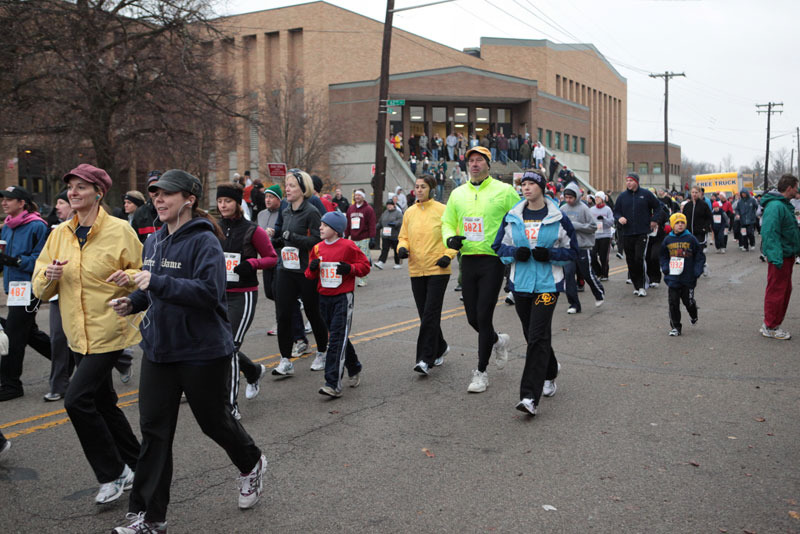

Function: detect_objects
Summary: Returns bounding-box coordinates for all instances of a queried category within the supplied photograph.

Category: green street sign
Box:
[386,99,405,106]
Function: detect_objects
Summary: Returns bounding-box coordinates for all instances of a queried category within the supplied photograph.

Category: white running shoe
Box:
[374,261,385,270]
[291,340,310,358]
[0,440,10,460]
[595,299,604,308]
[271,358,295,377]
[493,333,510,369]
[649,282,659,288]
[112,512,167,534]
[349,371,362,388]
[637,288,647,297]
[245,365,267,400]
[467,370,489,393]
[760,324,791,340]
[310,352,326,371]
[515,398,537,416]
[266,324,277,336]
[96,464,134,504]
[567,307,578,314]
[433,345,449,367]
[542,380,557,397]
[626,278,632,284]
[668,328,681,336]
[357,279,367,287]
[505,292,515,305]
[392,264,403,269]
[413,361,430,375]
[319,385,342,397]
[721,248,726,254]
[238,455,267,509]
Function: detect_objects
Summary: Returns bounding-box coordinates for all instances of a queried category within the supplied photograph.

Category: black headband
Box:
[123,194,145,207]
[288,170,306,194]
[216,185,243,205]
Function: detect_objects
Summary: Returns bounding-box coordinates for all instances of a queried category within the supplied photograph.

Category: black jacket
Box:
[131,201,162,244]
[682,199,713,242]
[278,200,321,273]
[613,187,662,236]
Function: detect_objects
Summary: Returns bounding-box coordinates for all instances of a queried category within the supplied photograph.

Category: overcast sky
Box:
[221,0,800,172]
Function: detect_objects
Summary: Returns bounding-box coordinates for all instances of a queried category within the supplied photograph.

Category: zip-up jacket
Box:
[711,209,729,233]
[560,195,597,250]
[590,204,615,239]
[33,209,142,354]
[345,202,376,241]
[735,193,759,226]
[613,187,662,236]
[378,208,404,239]
[441,176,520,256]
[659,229,705,289]
[760,191,800,265]
[397,199,457,277]
[130,200,162,244]
[279,199,321,273]
[1,213,48,293]
[220,216,277,291]
[127,217,234,363]
[305,238,371,296]
[682,199,712,243]
[492,197,579,294]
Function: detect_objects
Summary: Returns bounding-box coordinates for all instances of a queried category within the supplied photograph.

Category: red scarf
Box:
[4,211,46,229]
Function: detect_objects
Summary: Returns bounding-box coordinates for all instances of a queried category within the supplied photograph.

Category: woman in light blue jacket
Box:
[492,170,578,417]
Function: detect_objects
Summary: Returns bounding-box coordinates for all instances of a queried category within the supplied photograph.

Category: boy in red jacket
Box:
[306,211,370,397]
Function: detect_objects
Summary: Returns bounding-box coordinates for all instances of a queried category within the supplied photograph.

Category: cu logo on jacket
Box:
[535,293,557,306]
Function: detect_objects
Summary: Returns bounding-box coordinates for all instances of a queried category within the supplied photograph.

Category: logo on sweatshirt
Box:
[535,293,557,306]
[142,258,183,269]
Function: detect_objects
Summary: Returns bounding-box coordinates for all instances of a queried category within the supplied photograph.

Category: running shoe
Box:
[267,324,277,336]
[493,333,510,369]
[721,249,726,254]
[649,282,659,288]
[760,324,791,340]
[690,315,698,325]
[310,352,326,371]
[112,512,167,534]
[392,264,403,269]
[626,278,632,284]
[433,345,449,367]
[291,340,310,358]
[43,392,63,402]
[245,365,267,400]
[542,380,557,397]
[413,361,430,375]
[600,276,609,281]
[637,288,647,297]
[0,440,10,461]
[319,385,342,397]
[454,284,462,292]
[567,307,578,314]
[504,292,515,305]
[795,257,800,265]
[515,398,536,416]
[739,246,746,251]
[231,406,241,421]
[467,370,488,393]
[349,371,362,388]
[595,299,604,308]
[616,252,624,260]
[96,464,134,504]
[119,365,133,384]
[357,279,367,287]
[374,261,385,270]
[271,358,295,377]
[668,328,681,336]
[238,455,267,509]
[304,320,312,334]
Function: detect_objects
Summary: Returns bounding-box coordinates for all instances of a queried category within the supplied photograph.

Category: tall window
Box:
[564,134,570,152]
[555,132,561,150]
[537,128,543,143]
[573,136,578,153]
[639,162,649,174]
[475,107,490,135]
[432,106,447,139]
[627,162,634,172]
[653,162,663,174]
[546,130,553,148]
[580,137,586,154]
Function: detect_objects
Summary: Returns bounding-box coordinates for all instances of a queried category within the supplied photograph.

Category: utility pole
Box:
[796,126,799,177]
[756,102,783,190]
[649,71,685,190]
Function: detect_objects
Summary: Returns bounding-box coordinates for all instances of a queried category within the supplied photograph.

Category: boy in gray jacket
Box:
[560,183,605,313]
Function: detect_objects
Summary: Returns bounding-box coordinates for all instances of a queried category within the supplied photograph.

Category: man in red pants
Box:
[759,174,800,340]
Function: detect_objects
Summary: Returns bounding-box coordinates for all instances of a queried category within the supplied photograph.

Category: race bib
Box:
[350,216,361,230]
[7,281,31,306]
[382,226,392,237]
[669,256,685,275]
[320,261,342,288]
[713,215,722,224]
[740,227,747,236]
[724,228,729,235]
[464,217,484,242]
[524,221,542,247]
[224,252,241,282]
[281,247,301,270]
[596,221,603,233]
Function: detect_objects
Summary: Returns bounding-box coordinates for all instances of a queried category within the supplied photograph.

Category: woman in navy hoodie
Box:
[110,170,266,534]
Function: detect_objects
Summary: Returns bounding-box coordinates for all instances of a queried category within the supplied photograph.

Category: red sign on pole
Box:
[371,163,376,177]
[267,163,287,178]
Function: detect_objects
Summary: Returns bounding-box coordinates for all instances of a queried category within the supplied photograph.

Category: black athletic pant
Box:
[592,237,611,278]
[275,269,328,359]
[668,286,697,332]
[48,300,75,396]
[410,274,450,366]
[713,226,728,250]
[0,304,51,393]
[65,350,140,483]
[226,291,262,414]
[319,292,361,391]
[461,255,505,372]
[737,223,756,249]
[646,235,663,285]
[378,236,400,264]
[513,292,560,405]
[622,234,649,290]
[130,356,262,523]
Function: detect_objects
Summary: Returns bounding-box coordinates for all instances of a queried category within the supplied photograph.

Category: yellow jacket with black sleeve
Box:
[397,198,457,277]
[441,176,520,256]
[32,208,143,355]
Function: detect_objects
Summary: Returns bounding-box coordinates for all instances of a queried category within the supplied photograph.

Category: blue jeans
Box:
[436,184,444,201]
[319,292,361,391]
[432,148,439,162]
[447,146,455,161]
[490,148,497,161]
[500,150,508,164]
[521,158,530,170]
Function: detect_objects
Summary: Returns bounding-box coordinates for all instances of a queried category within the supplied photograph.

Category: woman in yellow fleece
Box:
[397,174,457,376]
[33,164,143,506]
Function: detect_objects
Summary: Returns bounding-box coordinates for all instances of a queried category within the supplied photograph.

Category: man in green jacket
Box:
[442,146,520,393]
[759,174,800,340]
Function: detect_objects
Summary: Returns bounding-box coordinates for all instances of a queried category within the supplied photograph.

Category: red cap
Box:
[63,164,112,194]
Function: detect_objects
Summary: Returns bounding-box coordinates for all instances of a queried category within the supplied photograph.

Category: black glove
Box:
[514,246,531,262]
[282,231,293,242]
[272,237,285,249]
[446,236,467,250]
[233,260,255,277]
[435,255,451,268]
[308,258,320,271]
[336,262,351,275]
[0,253,21,267]
[532,246,550,262]
[397,247,409,259]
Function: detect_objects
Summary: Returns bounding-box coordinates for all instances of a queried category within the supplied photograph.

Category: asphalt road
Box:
[1,245,798,533]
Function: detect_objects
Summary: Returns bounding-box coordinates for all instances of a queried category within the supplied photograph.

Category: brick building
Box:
[627,141,682,191]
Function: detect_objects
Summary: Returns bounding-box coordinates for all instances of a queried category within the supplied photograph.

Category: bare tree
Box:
[719,154,735,173]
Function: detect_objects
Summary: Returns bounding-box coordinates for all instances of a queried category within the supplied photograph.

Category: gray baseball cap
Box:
[148,169,202,198]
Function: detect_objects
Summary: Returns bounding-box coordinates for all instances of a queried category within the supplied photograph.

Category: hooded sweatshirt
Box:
[1,211,48,293]
[659,229,705,289]
[735,190,759,226]
[590,202,615,239]
[760,191,800,265]
[560,183,596,249]
[129,217,234,363]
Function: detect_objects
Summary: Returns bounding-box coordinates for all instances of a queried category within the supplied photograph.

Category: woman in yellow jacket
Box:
[33,164,143,506]
[397,174,457,375]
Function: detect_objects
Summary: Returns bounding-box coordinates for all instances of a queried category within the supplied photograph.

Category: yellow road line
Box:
[5,399,139,439]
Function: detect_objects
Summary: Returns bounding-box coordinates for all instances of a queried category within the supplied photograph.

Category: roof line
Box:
[330,65,538,89]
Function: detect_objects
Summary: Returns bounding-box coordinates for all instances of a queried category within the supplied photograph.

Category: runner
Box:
[682,185,713,276]
[396,175,457,375]
[0,185,51,401]
[441,146,519,393]
[130,170,163,243]
[659,213,704,336]
[272,170,328,377]
[216,182,277,418]
[492,170,578,415]
[305,211,370,397]
[32,164,141,504]
[734,188,759,251]
[560,182,604,313]
[711,202,730,253]
[345,189,376,287]
[109,169,266,533]
[375,198,403,270]
[590,191,614,280]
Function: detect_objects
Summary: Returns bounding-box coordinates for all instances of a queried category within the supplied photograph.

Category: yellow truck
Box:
[693,172,740,195]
